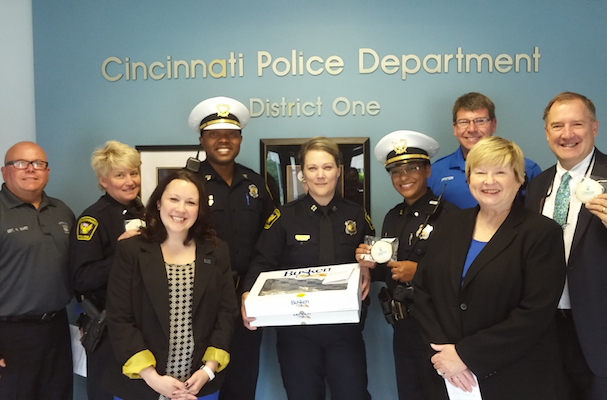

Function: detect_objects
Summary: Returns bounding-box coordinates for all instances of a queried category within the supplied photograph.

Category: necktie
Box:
[553,172,571,227]
[318,208,335,265]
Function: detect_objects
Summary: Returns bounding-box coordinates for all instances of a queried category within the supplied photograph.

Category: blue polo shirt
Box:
[427,147,542,209]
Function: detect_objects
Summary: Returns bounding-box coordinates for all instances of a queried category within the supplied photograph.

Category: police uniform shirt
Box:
[0,183,75,316]
[427,147,542,209]
[244,194,374,290]
[197,160,276,277]
[375,189,458,293]
[71,193,144,308]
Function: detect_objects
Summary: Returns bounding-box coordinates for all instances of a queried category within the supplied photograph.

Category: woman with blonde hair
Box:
[413,136,567,399]
[71,140,144,400]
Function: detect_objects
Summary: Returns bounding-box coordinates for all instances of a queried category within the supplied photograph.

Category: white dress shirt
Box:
[541,150,595,309]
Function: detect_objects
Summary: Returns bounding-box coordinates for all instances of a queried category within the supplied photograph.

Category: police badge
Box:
[344,220,357,235]
[249,184,259,198]
[416,224,434,240]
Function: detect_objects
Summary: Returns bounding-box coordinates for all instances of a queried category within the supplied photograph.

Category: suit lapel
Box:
[449,209,478,295]
[571,150,607,253]
[527,166,556,213]
[461,202,525,291]
[192,240,214,317]
[139,242,171,339]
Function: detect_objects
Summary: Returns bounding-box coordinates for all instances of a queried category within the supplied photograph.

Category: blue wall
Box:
[30,1,607,398]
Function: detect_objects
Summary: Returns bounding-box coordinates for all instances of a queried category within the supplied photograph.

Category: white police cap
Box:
[374,130,439,169]
[188,96,250,132]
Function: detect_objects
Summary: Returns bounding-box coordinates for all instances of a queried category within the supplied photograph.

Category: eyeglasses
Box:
[389,164,422,177]
[454,117,492,129]
[5,160,49,170]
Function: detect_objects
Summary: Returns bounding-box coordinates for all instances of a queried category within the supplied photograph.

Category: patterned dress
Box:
[159,261,196,400]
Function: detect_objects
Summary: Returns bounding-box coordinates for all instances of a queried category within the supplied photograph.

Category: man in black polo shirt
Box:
[0,141,75,400]
[188,96,276,400]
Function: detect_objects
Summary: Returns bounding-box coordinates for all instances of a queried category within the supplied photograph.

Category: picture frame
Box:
[260,137,371,214]
[136,145,205,205]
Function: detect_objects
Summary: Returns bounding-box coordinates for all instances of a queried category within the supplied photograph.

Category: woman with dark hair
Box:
[105,169,237,400]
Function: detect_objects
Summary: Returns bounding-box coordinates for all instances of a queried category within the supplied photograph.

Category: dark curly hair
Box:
[141,169,215,245]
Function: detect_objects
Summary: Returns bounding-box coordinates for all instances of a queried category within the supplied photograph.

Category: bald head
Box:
[1,141,50,207]
[4,141,46,163]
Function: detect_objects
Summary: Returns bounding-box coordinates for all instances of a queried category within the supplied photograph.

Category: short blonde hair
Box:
[298,136,342,167]
[465,136,525,184]
[91,141,141,182]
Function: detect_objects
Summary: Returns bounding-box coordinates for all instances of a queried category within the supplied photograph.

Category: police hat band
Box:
[385,153,430,167]
[199,113,241,130]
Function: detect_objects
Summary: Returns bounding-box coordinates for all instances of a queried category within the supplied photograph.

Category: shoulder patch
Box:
[364,210,374,231]
[77,216,99,241]
[264,208,281,230]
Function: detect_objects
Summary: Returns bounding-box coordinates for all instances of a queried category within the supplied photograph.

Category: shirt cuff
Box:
[122,349,156,379]
[202,347,230,372]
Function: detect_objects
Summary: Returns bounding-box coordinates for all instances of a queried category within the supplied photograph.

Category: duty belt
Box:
[378,286,410,324]
[0,311,60,323]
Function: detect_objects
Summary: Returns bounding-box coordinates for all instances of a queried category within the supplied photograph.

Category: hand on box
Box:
[241,292,257,331]
[360,266,371,300]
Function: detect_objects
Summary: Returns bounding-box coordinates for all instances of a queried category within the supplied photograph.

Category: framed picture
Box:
[260,137,370,214]
[136,145,205,205]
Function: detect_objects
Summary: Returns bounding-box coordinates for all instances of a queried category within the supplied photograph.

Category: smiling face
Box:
[453,108,497,157]
[1,142,49,204]
[157,179,199,238]
[99,167,140,205]
[199,129,243,167]
[302,149,340,206]
[544,99,598,170]
[468,163,521,212]
[389,162,430,205]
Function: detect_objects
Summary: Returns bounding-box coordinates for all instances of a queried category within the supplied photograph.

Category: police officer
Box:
[188,96,276,400]
[242,137,374,400]
[356,131,458,400]
[71,141,144,400]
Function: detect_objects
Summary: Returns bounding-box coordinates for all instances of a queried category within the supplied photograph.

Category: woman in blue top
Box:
[413,136,567,400]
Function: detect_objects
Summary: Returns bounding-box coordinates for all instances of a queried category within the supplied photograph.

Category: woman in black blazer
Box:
[413,137,567,400]
[105,169,237,400]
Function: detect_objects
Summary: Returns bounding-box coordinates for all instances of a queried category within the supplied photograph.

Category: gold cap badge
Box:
[392,139,408,155]
[216,104,230,117]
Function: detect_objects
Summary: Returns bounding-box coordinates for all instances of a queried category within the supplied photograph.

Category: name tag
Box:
[295,234,310,242]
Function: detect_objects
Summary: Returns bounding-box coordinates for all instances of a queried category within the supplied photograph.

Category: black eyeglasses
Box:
[454,117,492,129]
[5,160,49,170]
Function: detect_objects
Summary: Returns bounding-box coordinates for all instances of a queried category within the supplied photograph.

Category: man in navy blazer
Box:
[525,92,607,399]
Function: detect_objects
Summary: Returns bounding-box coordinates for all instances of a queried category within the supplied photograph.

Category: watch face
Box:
[575,178,605,203]
[371,240,393,264]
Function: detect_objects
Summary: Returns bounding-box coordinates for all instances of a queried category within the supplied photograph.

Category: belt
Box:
[555,309,573,319]
[0,311,60,323]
